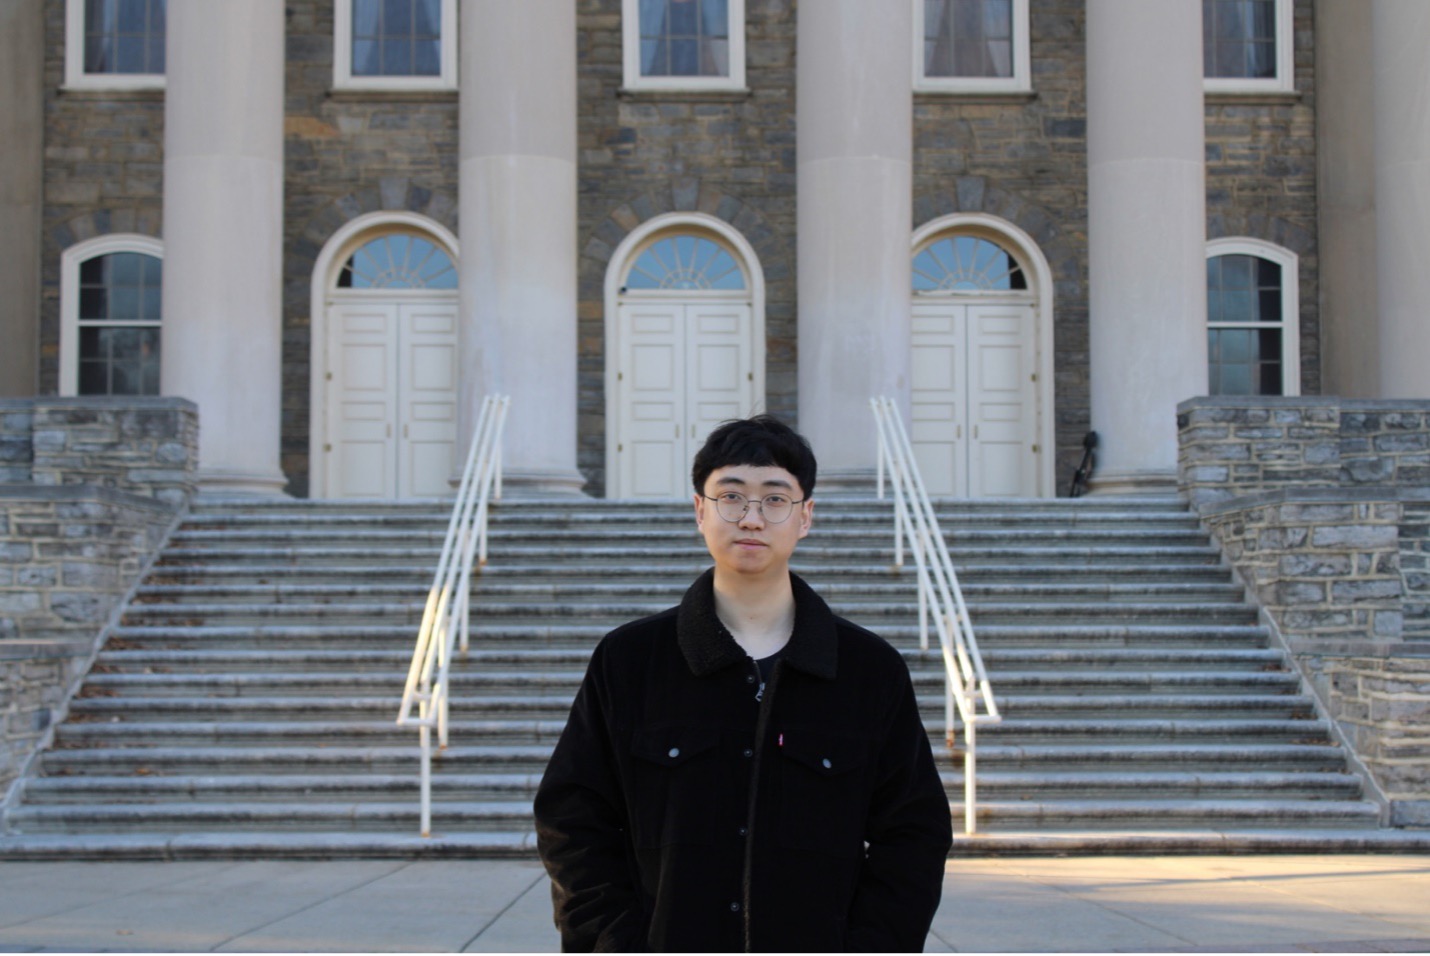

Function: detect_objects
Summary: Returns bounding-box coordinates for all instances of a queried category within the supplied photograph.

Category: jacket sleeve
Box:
[843,665,954,952]
[533,641,648,952]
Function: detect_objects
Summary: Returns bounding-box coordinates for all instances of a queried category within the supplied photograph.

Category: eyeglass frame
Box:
[701,492,808,524]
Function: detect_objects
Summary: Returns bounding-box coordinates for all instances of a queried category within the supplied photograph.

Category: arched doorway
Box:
[910,215,1053,497]
[605,214,765,499]
[310,213,460,499]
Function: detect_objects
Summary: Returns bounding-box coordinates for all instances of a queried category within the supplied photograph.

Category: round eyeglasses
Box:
[703,492,806,524]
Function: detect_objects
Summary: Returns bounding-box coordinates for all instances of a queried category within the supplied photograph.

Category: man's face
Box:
[694,464,813,578]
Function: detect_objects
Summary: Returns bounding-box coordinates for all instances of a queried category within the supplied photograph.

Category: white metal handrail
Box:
[397,393,509,837]
[870,395,1001,835]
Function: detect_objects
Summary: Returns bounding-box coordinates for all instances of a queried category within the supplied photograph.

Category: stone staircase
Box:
[0,493,1411,858]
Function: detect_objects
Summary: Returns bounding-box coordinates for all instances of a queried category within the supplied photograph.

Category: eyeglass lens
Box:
[714,494,795,523]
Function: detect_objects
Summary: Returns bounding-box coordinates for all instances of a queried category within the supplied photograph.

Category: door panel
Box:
[328,299,458,499]
[615,300,755,498]
[911,299,1038,498]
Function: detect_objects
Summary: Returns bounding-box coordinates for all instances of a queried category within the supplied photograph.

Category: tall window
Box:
[60,236,165,397]
[335,0,457,91]
[622,0,746,92]
[916,0,1030,94]
[1206,240,1300,396]
[1203,0,1293,94]
[64,0,166,90]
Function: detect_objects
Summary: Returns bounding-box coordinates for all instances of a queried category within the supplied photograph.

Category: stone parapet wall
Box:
[1180,396,1430,825]
[1178,396,1430,508]
[1,640,90,798]
[1199,489,1407,644]
[1324,657,1430,827]
[0,486,174,644]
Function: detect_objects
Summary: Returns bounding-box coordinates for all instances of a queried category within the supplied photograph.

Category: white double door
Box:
[911,299,1039,497]
[615,299,756,498]
[327,298,458,499]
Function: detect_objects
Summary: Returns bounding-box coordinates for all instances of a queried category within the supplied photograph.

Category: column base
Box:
[197,470,290,498]
[490,469,589,498]
[1085,470,1179,496]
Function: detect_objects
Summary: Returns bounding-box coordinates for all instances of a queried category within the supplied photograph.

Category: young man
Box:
[534,416,952,952]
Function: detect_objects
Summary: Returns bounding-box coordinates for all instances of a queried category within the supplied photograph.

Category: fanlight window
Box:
[912,236,1027,292]
[624,234,747,291]
[337,233,456,290]
[77,252,162,396]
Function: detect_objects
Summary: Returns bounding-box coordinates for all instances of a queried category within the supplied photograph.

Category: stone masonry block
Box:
[1310,525,1398,550]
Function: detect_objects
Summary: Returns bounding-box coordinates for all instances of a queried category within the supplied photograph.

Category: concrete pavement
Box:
[0,855,1426,952]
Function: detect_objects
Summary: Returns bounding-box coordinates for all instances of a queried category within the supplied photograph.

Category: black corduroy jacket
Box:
[533,570,953,952]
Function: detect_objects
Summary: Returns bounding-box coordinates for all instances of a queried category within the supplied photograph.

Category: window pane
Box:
[670,38,698,75]
[701,0,729,38]
[623,234,746,291]
[926,0,1012,78]
[352,40,381,75]
[414,0,440,34]
[79,361,109,396]
[383,38,412,75]
[413,38,440,75]
[384,0,412,30]
[641,38,665,75]
[354,0,381,36]
[638,0,727,77]
[1205,0,1277,79]
[80,287,108,321]
[84,0,164,75]
[668,0,696,35]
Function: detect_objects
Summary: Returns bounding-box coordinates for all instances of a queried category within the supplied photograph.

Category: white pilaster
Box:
[796,0,912,481]
[1373,0,1430,398]
[1086,0,1208,493]
[458,0,583,494]
[159,1,286,494]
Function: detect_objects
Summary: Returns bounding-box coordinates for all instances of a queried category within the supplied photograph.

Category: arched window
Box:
[622,233,747,292]
[336,232,457,290]
[1206,238,1300,396]
[60,235,164,396]
[912,235,1027,292]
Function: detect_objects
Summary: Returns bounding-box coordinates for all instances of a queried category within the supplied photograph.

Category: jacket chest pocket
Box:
[777,732,871,859]
[627,725,720,848]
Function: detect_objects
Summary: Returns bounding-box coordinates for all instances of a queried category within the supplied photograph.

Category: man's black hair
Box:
[691,415,817,498]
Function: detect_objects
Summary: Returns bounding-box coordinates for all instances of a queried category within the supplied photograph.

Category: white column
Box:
[796,0,912,482]
[458,0,583,495]
[1086,0,1208,493]
[160,1,286,494]
[1373,0,1430,398]
[0,0,43,397]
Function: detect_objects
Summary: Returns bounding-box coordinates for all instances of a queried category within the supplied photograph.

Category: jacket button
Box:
[668,747,680,759]
[822,758,832,769]
[737,826,748,837]
[745,674,755,683]
[730,902,741,913]
[742,748,753,758]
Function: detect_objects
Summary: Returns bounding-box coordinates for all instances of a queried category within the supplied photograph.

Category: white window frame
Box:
[1203,0,1294,95]
[64,0,166,92]
[334,0,458,92]
[1206,237,1301,397]
[621,0,747,93]
[59,233,165,397]
[914,0,1030,95]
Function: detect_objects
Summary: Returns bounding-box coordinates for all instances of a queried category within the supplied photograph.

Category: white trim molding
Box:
[334,0,458,92]
[1205,236,1301,396]
[603,212,766,498]
[64,0,165,91]
[911,212,1056,497]
[1203,0,1294,95]
[621,0,746,93]
[59,233,165,396]
[307,211,461,497]
[914,0,1031,95]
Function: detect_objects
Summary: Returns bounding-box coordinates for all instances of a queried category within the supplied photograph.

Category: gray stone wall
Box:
[913,0,1090,489]
[1179,397,1430,507]
[575,0,797,496]
[1180,395,1430,823]
[1,640,90,798]
[1324,657,1430,827]
[281,0,461,498]
[38,0,165,397]
[0,486,173,644]
[1205,0,1321,396]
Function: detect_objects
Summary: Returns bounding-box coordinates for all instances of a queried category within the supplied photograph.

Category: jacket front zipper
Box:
[741,659,782,952]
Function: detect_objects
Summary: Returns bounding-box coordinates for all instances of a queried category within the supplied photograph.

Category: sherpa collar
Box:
[676,568,838,680]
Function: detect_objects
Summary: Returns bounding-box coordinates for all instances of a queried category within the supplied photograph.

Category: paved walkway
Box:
[0,855,1427,952]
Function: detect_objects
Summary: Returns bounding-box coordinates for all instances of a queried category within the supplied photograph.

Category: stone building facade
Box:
[2,0,1426,500]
